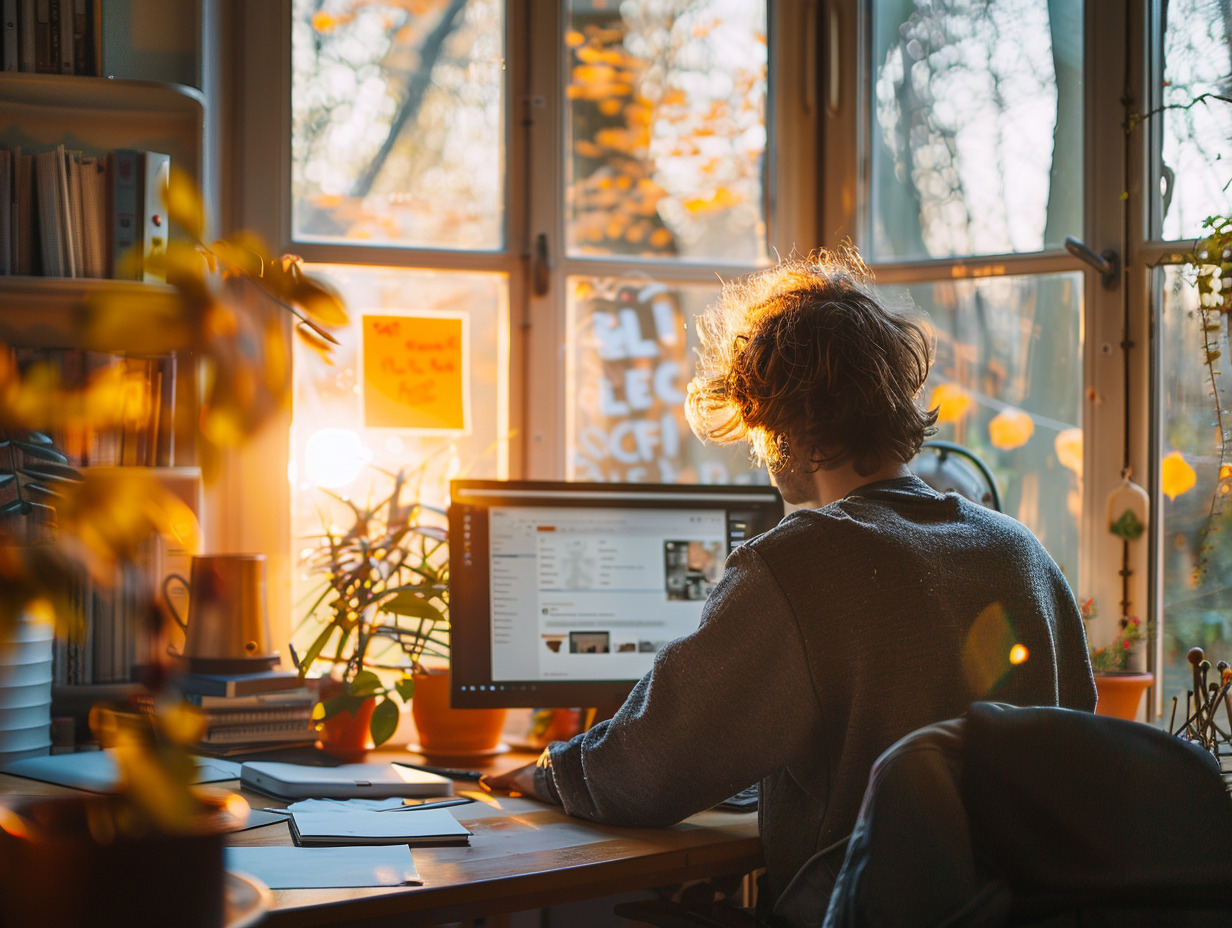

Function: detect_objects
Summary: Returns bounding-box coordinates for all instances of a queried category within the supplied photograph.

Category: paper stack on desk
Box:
[225,846,421,888]
[289,808,472,847]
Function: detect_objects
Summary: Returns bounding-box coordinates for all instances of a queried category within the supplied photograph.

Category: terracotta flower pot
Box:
[0,790,244,928]
[1093,671,1154,721]
[410,669,507,760]
[315,676,378,761]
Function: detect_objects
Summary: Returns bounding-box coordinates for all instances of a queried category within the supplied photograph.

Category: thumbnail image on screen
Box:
[664,540,723,601]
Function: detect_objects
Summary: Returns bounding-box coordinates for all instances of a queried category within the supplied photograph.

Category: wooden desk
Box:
[0,751,763,928]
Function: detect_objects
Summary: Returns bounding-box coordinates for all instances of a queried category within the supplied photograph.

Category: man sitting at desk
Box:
[484,251,1096,925]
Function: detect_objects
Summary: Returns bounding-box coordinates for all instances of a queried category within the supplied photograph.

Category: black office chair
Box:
[619,703,1232,928]
[910,440,1002,512]
[825,703,1232,928]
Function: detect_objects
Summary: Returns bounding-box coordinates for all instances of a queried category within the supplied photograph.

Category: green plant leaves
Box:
[350,670,383,697]
[395,677,416,701]
[380,590,445,621]
[369,697,400,747]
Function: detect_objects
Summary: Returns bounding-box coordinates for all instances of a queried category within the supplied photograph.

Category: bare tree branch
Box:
[351,0,471,198]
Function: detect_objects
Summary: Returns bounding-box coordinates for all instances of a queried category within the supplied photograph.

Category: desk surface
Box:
[0,750,762,928]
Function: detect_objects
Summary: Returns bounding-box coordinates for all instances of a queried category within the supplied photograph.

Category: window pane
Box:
[291,0,505,249]
[870,0,1082,261]
[565,277,768,485]
[1157,0,1232,241]
[290,266,508,657]
[905,272,1083,582]
[564,1,768,264]
[1157,265,1232,704]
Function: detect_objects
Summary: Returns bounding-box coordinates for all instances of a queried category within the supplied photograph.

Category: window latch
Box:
[1064,236,1120,289]
[532,233,550,297]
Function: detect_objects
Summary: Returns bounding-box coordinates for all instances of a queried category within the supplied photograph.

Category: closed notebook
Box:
[289,808,471,847]
[240,761,453,799]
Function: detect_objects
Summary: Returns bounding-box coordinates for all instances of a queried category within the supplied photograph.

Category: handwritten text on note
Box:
[362,313,468,431]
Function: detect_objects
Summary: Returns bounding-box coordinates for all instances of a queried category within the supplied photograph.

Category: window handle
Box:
[532,233,550,297]
[1064,236,1120,289]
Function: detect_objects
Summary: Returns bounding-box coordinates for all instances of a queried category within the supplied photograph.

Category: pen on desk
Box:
[387,798,476,812]
[393,761,484,781]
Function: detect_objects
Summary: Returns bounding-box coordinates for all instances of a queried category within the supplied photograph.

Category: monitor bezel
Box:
[448,479,784,714]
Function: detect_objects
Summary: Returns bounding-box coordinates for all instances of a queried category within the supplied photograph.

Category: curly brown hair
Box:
[685,250,937,476]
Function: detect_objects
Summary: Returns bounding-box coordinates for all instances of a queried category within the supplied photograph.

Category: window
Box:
[1152,0,1232,708]
[233,1,817,648]
[859,0,1086,589]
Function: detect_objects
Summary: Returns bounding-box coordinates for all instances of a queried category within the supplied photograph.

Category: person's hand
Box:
[480,761,538,796]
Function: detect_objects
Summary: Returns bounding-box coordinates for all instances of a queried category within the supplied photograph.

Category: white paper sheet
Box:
[225,845,421,888]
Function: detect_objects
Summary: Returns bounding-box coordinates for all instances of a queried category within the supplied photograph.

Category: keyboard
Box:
[716,784,758,811]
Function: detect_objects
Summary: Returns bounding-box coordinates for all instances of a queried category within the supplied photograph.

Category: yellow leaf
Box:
[930,382,973,425]
[292,276,349,329]
[295,321,337,363]
[164,166,205,241]
[988,407,1035,450]
[1161,451,1197,500]
[1054,428,1083,478]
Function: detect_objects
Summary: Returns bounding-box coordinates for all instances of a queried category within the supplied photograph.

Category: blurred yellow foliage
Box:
[988,407,1035,450]
[1161,451,1197,501]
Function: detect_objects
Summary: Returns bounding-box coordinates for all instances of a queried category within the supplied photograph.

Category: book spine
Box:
[17,0,34,71]
[140,152,169,282]
[70,0,85,74]
[33,147,64,276]
[184,691,316,709]
[53,0,67,72]
[0,149,10,275]
[109,149,139,280]
[199,721,316,744]
[13,150,32,274]
[63,148,82,277]
[2,0,17,71]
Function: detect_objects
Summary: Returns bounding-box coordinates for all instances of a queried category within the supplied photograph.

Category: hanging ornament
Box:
[1160,451,1197,501]
[988,407,1034,450]
[1107,471,1149,542]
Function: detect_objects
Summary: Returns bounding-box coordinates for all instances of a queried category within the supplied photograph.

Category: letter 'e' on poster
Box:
[361,312,470,432]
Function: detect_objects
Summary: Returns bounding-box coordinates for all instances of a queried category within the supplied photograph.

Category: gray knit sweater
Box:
[535,476,1096,925]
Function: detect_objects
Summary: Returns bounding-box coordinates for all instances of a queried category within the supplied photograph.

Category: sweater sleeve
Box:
[541,543,820,827]
[1051,571,1097,712]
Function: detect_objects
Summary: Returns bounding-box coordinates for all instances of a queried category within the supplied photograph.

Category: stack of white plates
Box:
[0,615,54,766]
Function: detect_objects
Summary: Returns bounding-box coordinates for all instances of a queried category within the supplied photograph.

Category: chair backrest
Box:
[822,703,1232,928]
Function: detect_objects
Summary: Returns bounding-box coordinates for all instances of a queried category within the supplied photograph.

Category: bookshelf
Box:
[0,72,206,729]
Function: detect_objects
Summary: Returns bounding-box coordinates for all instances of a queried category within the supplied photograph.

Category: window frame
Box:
[224,0,820,648]
[824,0,1154,702]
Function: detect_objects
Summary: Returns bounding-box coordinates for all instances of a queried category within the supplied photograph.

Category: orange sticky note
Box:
[362,313,467,431]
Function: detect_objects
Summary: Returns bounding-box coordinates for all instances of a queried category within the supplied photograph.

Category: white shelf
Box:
[0,277,188,352]
[0,73,204,180]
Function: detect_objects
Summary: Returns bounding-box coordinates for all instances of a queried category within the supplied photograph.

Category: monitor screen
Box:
[449,480,784,714]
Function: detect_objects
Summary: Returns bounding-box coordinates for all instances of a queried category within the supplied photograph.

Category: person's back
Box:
[482,250,1096,926]
[752,476,1093,917]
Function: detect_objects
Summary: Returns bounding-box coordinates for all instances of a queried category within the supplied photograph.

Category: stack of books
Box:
[156,670,319,757]
[0,0,102,76]
[0,144,170,280]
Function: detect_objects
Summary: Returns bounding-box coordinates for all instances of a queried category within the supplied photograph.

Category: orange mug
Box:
[163,554,275,662]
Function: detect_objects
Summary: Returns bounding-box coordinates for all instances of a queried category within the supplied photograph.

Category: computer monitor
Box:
[448,480,784,716]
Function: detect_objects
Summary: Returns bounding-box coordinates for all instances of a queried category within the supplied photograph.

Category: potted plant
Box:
[1081,597,1153,721]
[297,465,506,759]
[0,171,345,924]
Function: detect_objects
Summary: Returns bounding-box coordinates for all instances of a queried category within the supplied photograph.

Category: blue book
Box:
[177,669,304,698]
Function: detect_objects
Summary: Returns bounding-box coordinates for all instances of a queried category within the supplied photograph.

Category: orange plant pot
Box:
[410,669,507,759]
[1093,672,1154,721]
[315,677,377,761]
